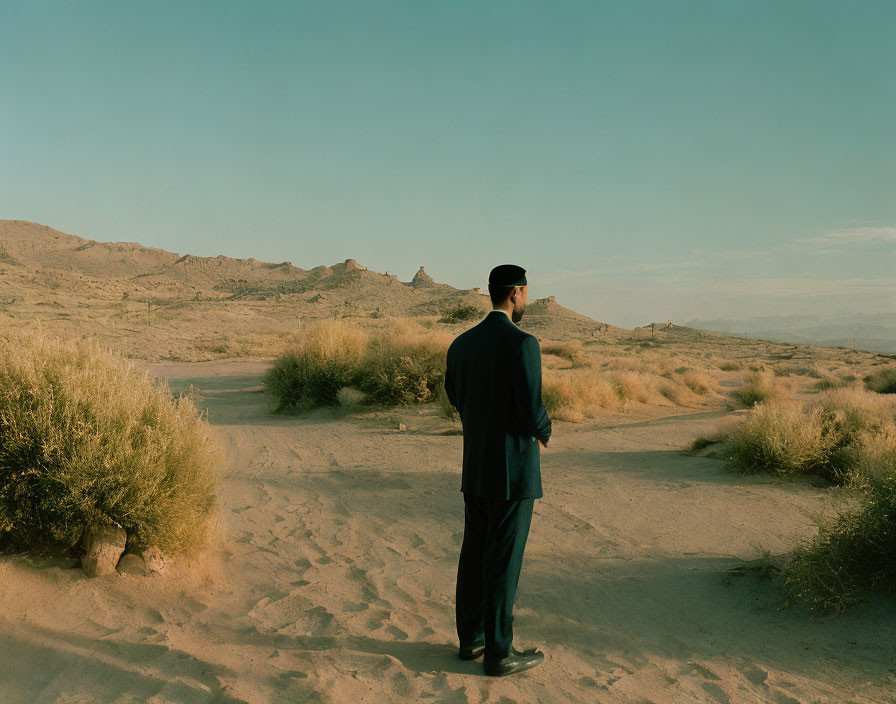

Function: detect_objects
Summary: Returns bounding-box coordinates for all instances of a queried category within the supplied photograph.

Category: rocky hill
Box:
[0,220,626,360]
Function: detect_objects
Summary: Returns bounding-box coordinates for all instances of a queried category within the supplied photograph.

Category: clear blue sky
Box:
[2,1,894,328]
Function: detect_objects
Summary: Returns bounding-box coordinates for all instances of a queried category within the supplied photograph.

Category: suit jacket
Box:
[444,310,552,500]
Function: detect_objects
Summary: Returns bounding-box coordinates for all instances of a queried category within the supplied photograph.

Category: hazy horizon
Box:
[2,1,894,329]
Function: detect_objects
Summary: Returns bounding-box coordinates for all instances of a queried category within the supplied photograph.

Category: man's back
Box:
[445,310,551,500]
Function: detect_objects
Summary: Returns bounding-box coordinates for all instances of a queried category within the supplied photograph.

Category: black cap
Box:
[488,264,527,287]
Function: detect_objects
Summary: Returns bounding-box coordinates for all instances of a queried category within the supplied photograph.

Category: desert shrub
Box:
[542,369,622,421]
[840,429,896,488]
[356,328,450,405]
[812,388,896,475]
[264,321,366,410]
[439,304,481,324]
[682,370,712,395]
[0,331,218,554]
[864,367,896,394]
[779,418,896,610]
[783,472,896,611]
[658,384,682,404]
[612,371,654,404]
[813,374,844,391]
[570,356,593,369]
[265,320,451,410]
[793,366,821,378]
[723,402,832,477]
[542,340,583,364]
[730,370,789,408]
[720,389,896,483]
[719,361,742,371]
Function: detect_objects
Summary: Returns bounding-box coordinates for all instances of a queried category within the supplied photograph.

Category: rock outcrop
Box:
[412,266,435,288]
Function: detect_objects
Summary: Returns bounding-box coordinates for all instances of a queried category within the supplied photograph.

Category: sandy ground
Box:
[1,360,895,703]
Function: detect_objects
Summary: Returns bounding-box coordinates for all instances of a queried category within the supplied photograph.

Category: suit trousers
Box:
[455,493,535,661]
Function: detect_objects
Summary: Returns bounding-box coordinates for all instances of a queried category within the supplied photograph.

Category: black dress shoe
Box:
[484,647,544,677]
[458,644,486,660]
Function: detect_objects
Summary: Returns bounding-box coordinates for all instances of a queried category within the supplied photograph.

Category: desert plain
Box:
[1,220,895,703]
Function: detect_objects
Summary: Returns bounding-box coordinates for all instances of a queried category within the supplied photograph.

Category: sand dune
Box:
[0,360,893,703]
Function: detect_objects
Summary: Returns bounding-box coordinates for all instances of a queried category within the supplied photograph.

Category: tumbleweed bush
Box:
[0,330,218,554]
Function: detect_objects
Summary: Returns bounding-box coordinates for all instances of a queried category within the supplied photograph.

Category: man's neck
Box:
[492,308,511,318]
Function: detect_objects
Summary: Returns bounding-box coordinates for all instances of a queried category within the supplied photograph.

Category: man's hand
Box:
[539,436,551,449]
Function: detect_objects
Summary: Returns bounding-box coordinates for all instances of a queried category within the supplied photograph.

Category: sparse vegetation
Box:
[0,330,218,555]
[355,326,451,405]
[813,374,846,391]
[716,388,896,484]
[439,304,481,324]
[682,370,713,395]
[729,370,790,408]
[723,401,832,477]
[264,319,452,410]
[719,361,742,371]
[612,371,654,404]
[542,369,622,421]
[543,340,584,364]
[699,386,896,610]
[783,467,896,611]
[864,367,896,394]
[658,384,682,404]
[264,320,366,410]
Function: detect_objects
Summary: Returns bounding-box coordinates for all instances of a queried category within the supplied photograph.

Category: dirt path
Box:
[0,361,893,703]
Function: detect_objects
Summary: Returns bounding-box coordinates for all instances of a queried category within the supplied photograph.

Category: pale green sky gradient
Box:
[1,1,894,327]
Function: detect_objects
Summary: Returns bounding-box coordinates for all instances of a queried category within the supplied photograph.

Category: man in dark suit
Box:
[444,264,552,677]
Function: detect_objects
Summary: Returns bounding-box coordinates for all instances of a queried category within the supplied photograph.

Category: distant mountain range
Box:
[686,314,896,354]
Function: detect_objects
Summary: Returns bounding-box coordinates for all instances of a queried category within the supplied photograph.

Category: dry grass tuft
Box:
[682,370,714,395]
[723,401,832,477]
[783,467,896,611]
[264,320,366,410]
[542,369,622,421]
[612,371,654,404]
[0,329,218,554]
[813,374,845,391]
[719,387,896,484]
[730,370,790,408]
[265,319,452,410]
[357,326,453,406]
[542,340,583,364]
